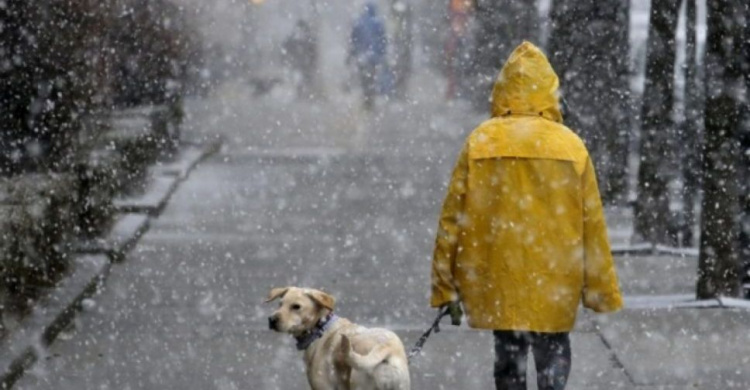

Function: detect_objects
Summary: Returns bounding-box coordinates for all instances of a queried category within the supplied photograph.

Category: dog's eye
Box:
[291,304,301,311]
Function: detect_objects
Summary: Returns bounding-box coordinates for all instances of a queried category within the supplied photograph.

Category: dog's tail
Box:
[341,335,391,372]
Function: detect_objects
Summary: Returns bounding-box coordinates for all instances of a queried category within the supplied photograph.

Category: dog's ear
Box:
[265,287,290,303]
[307,290,336,311]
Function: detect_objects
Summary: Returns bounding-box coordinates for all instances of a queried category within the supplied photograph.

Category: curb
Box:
[0,140,220,388]
[0,255,110,389]
[113,176,180,215]
[611,243,699,257]
[623,294,750,310]
[73,213,151,262]
[113,140,221,216]
[152,141,221,179]
[73,140,220,262]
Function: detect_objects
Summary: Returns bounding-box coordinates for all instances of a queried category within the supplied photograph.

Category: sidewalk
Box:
[12,71,750,390]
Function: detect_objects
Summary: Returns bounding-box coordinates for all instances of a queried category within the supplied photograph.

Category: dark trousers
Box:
[357,63,378,109]
[493,331,571,390]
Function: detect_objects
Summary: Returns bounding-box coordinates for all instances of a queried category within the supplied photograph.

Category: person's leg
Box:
[359,64,376,110]
[532,332,572,390]
[493,331,530,390]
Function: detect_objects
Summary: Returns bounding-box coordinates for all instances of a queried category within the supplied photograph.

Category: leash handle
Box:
[407,307,451,361]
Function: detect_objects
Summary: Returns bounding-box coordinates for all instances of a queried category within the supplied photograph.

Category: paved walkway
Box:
[15,70,750,390]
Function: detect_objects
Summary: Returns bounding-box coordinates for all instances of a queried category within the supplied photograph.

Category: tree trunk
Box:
[390,0,413,99]
[470,0,539,111]
[739,2,750,295]
[546,0,630,204]
[546,0,579,80]
[679,0,702,247]
[696,0,744,299]
[595,1,630,204]
[634,0,680,245]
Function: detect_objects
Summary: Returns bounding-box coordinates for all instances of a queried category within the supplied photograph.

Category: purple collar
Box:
[295,313,338,351]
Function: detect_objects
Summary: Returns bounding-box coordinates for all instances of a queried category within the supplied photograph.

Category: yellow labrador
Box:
[266,287,411,390]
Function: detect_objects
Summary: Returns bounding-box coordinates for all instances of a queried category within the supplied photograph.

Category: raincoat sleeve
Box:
[430,144,468,308]
[581,157,623,312]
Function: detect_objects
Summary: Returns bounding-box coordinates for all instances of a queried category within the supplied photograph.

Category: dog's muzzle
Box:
[268,315,279,331]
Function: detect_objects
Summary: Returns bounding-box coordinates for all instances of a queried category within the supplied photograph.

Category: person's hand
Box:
[442,301,463,326]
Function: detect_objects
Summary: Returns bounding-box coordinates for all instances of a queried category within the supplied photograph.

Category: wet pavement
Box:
[15,73,750,390]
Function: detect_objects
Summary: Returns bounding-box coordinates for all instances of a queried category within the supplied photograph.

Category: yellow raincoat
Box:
[431,41,622,332]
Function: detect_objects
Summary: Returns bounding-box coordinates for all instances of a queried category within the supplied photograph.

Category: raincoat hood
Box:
[491,41,563,123]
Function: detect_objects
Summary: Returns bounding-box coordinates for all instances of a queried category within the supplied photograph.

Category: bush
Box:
[109,0,201,109]
[0,0,103,174]
[0,174,77,309]
[0,0,201,318]
[0,0,201,174]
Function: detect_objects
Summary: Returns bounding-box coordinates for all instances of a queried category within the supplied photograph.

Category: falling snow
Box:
[0,0,749,389]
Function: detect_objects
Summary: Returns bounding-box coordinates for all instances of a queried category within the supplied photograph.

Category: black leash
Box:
[407,307,451,362]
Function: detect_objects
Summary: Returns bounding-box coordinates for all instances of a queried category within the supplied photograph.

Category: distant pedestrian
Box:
[348,2,388,110]
[445,0,473,99]
[283,20,317,98]
[430,41,623,390]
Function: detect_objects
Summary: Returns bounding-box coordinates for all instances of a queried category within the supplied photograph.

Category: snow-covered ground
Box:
[12,1,749,389]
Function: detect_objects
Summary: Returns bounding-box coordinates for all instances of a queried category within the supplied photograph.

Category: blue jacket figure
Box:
[349,2,388,109]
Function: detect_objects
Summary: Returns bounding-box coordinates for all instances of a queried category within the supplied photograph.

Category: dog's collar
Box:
[295,313,338,351]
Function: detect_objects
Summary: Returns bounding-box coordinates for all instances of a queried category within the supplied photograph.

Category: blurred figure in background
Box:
[283,20,317,99]
[348,2,388,110]
[445,0,474,100]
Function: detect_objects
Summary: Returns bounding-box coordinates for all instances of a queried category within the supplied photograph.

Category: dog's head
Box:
[266,287,336,335]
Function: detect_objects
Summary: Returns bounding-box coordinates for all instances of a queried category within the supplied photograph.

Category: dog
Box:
[266,287,411,390]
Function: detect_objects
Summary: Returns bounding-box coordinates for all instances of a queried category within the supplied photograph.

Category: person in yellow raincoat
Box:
[430,41,623,389]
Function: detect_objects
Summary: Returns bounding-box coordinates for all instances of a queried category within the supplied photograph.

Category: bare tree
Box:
[696,0,744,299]
[546,0,630,204]
[678,0,703,247]
[738,2,750,296]
[634,0,680,245]
[470,0,539,110]
[110,0,195,107]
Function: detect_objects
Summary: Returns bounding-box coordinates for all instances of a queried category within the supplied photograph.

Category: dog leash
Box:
[407,306,450,362]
